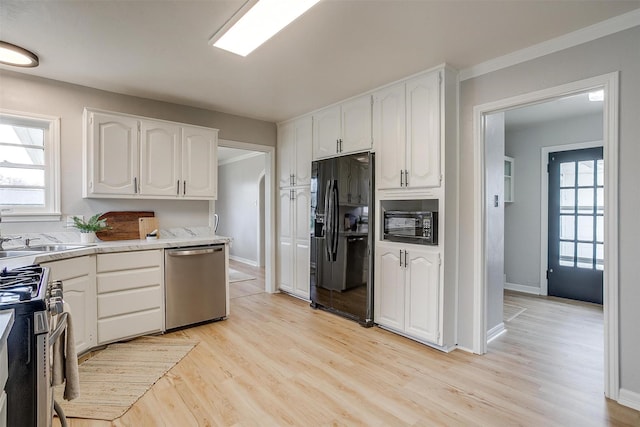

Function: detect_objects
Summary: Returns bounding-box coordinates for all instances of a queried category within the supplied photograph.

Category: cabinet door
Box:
[89,112,139,195]
[406,72,441,188]
[278,121,295,188]
[373,83,406,190]
[313,105,340,159]
[43,256,97,355]
[404,249,441,344]
[374,245,405,331]
[294,188,311,298]
[139,120,181,196]
[182,126,218,199]
[278,190,294,293]
[341,95,372,154]
[294,116,313,186]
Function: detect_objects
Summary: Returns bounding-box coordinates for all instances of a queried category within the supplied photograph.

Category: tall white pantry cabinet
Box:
[277,117,312,300]
[373,66,458,351]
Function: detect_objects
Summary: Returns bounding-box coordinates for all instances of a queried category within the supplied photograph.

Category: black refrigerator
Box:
[310,151,374,326]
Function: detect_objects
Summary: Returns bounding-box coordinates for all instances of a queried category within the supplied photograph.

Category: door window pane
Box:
[559,215,575,240]
[577,188,594,212]
[560,162,575,187]
[577,215,593,241]
[577,242,594,269]
[578,160,594,186]
[559,241,574,267]
[597,159,604,186]
[596,243,604,271]
[596,188,604,214]
[560,189,575,214]
[596,215,604,243]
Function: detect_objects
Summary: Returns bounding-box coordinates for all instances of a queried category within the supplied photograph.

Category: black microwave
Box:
[383,211,438,245]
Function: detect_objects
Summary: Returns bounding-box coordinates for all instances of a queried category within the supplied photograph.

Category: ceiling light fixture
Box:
[210,0,321,57]
[588,89,604,102]
[0,41,39,67]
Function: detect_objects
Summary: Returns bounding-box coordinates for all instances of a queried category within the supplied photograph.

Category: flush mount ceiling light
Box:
[210,0,321,57]
[0,41,39,67]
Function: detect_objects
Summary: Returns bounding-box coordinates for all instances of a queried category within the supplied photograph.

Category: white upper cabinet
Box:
[140,121,181,196]
[84,108,218,200]
[182,126,218,198]
[278,116,312,188]
[373,82,406,189]
[87,111,139,196]
[374,70,441,191]
[406,72,441,189]
[313,94,372,160]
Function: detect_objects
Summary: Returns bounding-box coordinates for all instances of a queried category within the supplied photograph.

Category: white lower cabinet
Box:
[374,243,442,346]
[96,250,163,344]
[42,256,97,355]
[278,187,311,299]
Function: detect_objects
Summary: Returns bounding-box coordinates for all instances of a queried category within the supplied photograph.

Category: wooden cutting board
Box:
[138,217,159,240]
[95,211,155,241]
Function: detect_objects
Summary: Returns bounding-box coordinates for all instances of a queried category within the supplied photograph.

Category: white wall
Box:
[0,70,276,234]
[216,154,266,264]
[458,26,640,395]
[504,112,603,293]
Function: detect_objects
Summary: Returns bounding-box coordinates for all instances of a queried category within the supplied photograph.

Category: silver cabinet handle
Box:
[404,250,408,268]
[399,250,403,267]
[405,169,409,186]
[183,180,186,195]
[336,139,340,153]
[177,180,180,195]
[339,138,343,152]
[400,170,404,187]
[134,177,138,194]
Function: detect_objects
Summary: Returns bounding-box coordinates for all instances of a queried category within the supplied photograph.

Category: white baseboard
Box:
[504,282,541,295]
[487,322,506,343]
[229,255,258,267]
[618,388,640,411]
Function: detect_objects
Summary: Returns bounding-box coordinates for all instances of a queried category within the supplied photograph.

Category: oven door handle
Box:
[49,312,68,345]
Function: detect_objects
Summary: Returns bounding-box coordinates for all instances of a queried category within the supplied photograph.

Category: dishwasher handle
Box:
[167,247,223,256]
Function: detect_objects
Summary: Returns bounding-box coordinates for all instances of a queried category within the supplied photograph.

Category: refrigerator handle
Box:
[332,180,339,260]
[324,179,333,261]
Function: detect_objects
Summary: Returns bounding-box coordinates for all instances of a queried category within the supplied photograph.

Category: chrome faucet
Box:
[0,209,21,249]
[24,237,40,248]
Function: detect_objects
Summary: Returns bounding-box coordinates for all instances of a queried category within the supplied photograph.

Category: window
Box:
[0,110,60,221]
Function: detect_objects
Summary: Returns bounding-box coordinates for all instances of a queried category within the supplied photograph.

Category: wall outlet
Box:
[66,215,82,227]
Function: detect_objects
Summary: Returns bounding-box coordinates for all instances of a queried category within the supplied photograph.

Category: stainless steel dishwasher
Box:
[164,244,226,330]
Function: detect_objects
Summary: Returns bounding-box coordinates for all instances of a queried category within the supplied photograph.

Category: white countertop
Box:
[0,235,231,270]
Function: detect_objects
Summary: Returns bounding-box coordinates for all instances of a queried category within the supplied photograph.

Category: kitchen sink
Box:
[0,244,93,259]
[23,244,92,252]
[0,250,35,259]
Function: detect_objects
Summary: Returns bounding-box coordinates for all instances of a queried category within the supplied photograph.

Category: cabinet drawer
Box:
[97,286,162,318]
[97,309,162,344]
[97,268,161,294]
[43,256,93,281]
[97,250,162,272]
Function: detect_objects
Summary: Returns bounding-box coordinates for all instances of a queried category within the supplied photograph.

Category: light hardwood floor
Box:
[56,267,639,426]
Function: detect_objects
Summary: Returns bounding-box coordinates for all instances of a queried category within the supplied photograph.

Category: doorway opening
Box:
[215,140,276,295]
[473,72,619,399]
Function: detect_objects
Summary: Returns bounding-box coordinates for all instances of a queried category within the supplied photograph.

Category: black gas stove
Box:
[0,265,49,307]
[0,264,64,427]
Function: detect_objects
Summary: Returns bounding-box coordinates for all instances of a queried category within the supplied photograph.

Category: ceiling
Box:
[1,1,638,123]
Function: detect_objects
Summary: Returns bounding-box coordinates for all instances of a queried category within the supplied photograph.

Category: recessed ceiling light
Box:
[588,89,604,102]
[0,41,39,67]
[210,0,321,57]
